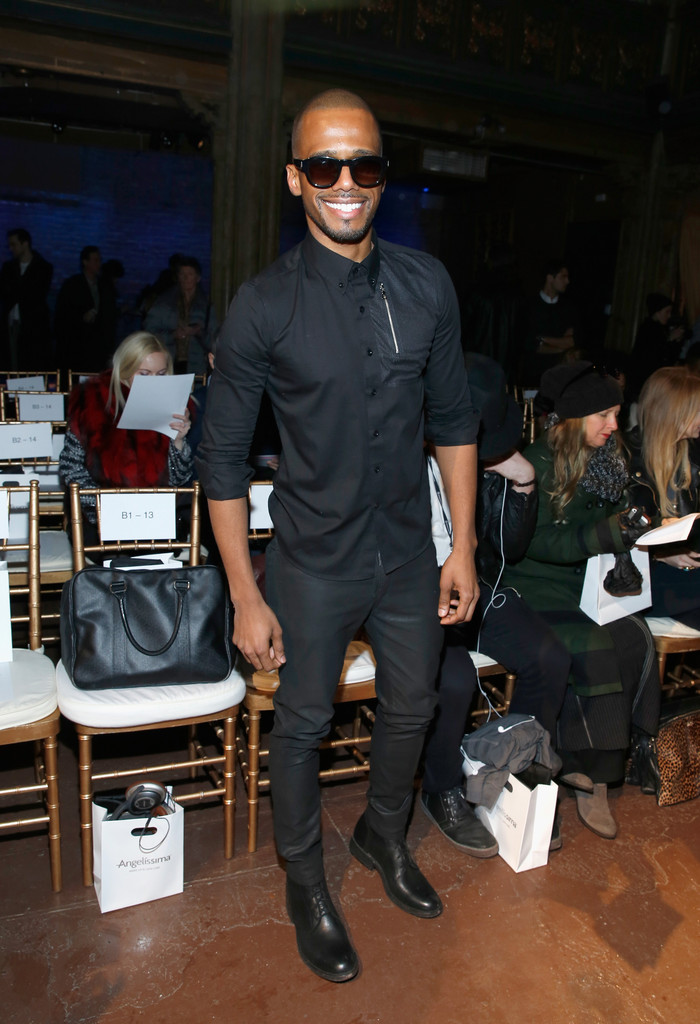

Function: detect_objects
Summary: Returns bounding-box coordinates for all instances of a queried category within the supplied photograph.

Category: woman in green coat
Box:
[505,361,659,839]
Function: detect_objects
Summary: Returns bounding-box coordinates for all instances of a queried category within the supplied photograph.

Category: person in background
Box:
[504,361,660,840]
[422,353,570,855]
[54,245,112,377]
[100,258,126,356]
[627,366,700,629]
[136,252,184,318]
[629,292,685,398]
[523,258,580,386]
[144,256,217,374]
[59,330,193,537]
[0,227,53,371]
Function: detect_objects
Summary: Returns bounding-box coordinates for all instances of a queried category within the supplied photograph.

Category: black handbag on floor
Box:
[61,563,233,689]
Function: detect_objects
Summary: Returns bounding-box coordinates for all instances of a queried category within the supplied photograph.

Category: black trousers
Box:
[265,541,444,885]
[558,614,660,784]
[422,585,571,794]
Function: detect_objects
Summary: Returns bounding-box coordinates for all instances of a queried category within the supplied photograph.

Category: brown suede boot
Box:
[575,783,618,839]
[559,771,594,793]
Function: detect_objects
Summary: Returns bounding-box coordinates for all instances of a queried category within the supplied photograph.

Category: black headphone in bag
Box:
[105,781,168,820]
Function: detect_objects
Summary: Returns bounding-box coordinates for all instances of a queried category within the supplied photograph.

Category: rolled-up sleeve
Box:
[423,261,479,447]
[195,282,271,500]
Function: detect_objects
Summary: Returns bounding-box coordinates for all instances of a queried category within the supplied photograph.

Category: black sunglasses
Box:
[293,155,389,189]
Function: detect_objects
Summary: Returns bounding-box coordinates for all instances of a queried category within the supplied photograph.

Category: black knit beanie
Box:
[538,361,623,420]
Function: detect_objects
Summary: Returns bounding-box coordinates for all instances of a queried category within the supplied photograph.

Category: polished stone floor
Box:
[2,717,699,1024]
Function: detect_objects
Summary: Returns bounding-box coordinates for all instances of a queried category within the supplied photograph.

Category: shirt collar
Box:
[302,230,380,290]
[540,290,558,305]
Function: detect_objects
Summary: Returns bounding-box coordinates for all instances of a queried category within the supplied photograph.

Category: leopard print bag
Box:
[656,697,700,807]
[626,696,700,806]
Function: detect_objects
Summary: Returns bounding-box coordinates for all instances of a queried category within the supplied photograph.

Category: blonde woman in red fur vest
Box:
[59,331,194,536]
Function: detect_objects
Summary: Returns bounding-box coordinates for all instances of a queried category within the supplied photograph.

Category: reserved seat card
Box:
[0,422,53,460]
[99,492,177,541]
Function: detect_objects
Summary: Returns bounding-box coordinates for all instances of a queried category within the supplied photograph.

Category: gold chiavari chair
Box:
[645,616,700,697]
[0,401,73,644]
[468,652,517,724]
[65,369,99,393]
[510,384,538,445]
[0,479,61,890]
[56,481,246,885]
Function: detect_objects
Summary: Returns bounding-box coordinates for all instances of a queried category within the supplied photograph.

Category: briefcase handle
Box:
[109,578,190,657]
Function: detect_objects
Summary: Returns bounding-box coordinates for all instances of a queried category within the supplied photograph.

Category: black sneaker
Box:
[420,787,499,858]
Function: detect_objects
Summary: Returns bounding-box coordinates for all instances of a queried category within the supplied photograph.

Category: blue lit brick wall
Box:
[0,137,213,335]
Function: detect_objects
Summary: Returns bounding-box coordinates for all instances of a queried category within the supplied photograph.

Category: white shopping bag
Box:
[92,792,184,912]
[579,549,651,625]
[475,773,557,873]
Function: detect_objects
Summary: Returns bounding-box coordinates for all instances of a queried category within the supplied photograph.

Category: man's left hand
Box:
[438,550,479,625]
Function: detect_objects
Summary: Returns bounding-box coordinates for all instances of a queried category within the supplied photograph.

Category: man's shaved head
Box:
[291,89,381,156]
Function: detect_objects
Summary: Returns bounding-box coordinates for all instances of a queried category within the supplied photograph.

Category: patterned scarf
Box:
[580,435,628,503]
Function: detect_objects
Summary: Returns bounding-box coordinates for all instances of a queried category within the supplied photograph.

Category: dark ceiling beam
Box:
[0,25,227,97]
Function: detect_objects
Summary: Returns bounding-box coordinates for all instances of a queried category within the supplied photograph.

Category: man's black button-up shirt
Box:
[196,231,478,580]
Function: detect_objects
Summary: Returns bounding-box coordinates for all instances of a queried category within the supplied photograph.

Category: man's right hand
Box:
[232,592,286,672]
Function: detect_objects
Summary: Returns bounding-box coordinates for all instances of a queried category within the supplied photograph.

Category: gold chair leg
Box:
[187,724,197,780]
[78,732,94,887]
[223,713,236,859]
[352,702,361,742]
[504,673,516,710]
[247,708,261,853]
[44,733,62,893]
[657,650,667,690]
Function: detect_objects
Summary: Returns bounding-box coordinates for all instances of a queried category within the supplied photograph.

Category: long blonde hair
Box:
[546,417,624,520]
[637,366,700,517]
[108,331,172,415]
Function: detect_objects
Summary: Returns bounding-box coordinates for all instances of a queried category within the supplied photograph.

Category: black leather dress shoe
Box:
[349,812,442,919]
[286,877,359,983]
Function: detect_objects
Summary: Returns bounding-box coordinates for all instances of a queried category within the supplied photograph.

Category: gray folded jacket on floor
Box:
[461,714,563,809]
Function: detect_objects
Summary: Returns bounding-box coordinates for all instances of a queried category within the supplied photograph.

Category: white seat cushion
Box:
[0,649,57,728]
[341,648,376,684]
[56,659,247,729]
[468,650,500,670]
[39,530,74,572]
[645,616,700,639]
[5,530,73,573]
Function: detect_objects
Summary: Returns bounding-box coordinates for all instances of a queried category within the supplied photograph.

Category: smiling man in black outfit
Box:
[197,89,479,983]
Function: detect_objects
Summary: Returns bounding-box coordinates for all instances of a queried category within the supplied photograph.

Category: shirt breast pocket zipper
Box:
[379,282,399,354]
